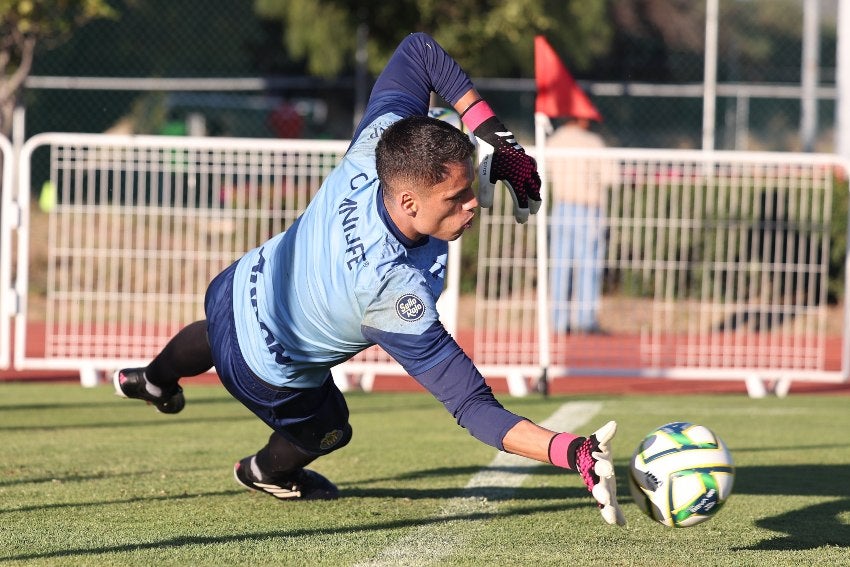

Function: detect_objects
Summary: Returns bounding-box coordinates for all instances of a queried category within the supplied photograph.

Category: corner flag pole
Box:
[533,36,604,395]
[534,112,551,395]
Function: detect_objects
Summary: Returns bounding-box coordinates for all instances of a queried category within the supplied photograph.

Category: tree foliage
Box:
[607,0,813,82]
[254,0,613,78]
[255,0,814,84]
[0,0,115,134]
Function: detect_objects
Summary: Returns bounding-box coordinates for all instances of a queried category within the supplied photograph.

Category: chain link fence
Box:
[16,0,842,152]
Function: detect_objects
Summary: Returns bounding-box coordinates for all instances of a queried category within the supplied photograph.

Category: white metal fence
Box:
[0,134,13,370]
[1,134,848,397]
[5,134,420,386]
[475,147,849,396]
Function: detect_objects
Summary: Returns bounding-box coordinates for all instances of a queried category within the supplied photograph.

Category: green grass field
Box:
[1,382,848,566]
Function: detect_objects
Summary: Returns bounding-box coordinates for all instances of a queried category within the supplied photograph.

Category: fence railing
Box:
[0,135,14,370]
[1,133,848,397]
[475,147,849,397]
[6,133,419,386]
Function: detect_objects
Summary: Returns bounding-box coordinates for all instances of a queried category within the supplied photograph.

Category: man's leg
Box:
[575,206,603,332]
[114,320,213,413]
[550,202,575,333]
[230,376,353,500]
[587,207,607,330]
[146,320,214,387]
[233,427,352,500]
[255,431,320,473]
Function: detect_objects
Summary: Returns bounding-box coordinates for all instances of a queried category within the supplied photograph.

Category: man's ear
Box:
[398,189,419,216]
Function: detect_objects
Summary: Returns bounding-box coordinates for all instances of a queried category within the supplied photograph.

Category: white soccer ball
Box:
[427,106,462,128]
[427,107,475,141]
[628,422,735,527]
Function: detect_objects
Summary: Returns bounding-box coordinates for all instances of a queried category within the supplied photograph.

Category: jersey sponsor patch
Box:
[395,293,425,322]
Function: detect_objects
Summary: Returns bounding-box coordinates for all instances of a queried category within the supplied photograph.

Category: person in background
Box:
[548,109,618,334]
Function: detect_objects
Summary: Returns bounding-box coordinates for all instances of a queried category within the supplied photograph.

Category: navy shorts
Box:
[204,262,352,456]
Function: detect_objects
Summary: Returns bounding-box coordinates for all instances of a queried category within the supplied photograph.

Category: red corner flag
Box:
[534,35,602,121]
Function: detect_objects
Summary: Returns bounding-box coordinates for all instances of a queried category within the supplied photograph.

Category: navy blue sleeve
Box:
[412,345,525,450]
[362,321,525,450]
[352,32,475,142]
[361,319,457,376]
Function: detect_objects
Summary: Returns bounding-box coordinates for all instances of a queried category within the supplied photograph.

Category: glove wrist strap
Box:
[460,99,495,132]
[548,432,584,470]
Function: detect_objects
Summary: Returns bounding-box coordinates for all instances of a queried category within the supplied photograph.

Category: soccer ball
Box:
[628,422,735,527]
[427,107,475,141]
[427,106,461,128]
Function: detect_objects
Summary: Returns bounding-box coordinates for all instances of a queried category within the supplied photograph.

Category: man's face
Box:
[410,159,478,242]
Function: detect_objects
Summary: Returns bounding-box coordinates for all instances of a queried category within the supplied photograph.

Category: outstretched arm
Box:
[353,32,541,223]
[352,32,475,140]
[378,324,625,526]
[365,319,625,525]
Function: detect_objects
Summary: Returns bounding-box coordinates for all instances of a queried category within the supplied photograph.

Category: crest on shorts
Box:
[395,294,425,322]
[320,429,344,450]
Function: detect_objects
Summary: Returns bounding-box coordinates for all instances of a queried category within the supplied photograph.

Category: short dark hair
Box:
[376,115,475,196]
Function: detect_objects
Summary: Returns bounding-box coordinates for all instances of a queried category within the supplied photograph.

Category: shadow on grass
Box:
[0,391,238,413]
[0,482,587,517]
[0,389,440,428]
[0,499,583,562]
[733,464,850,498]
[0,464,225,490]
[6,463,848,559]
[0,391,256,432]
[0,488,240,515]
[339,484,584,502]
[730,463,850,550]
[740,498,850,550]
[343,464,532,484]
[1,462,587,513]
[350,462,850,549]
[0,412,256,433]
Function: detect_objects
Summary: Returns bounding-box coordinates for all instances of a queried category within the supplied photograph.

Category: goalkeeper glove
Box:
[461,99,542,224]
[549,421,627,526]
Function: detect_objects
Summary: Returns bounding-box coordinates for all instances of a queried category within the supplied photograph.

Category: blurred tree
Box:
[253,0,613,78]
[0,0,115,135]
[605,0,810,83]
[33,0,268,77]
[254,0,816,84]
[720,0,807,83]
[27,0,276,136]
[606,0,705,81]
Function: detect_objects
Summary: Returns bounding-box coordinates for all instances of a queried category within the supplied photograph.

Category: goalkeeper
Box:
[113,32,625,526]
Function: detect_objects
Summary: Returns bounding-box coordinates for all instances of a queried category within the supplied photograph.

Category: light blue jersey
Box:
[207,32,524,450]
[232,112,448,388]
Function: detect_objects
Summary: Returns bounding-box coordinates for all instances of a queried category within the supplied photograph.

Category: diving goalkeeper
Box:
[113,32,625,526]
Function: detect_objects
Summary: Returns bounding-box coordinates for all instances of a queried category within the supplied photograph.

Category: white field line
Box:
[354,401,603,567]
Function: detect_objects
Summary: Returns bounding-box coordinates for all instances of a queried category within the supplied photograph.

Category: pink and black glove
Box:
[461,100,542,224]
[549,421,626,526]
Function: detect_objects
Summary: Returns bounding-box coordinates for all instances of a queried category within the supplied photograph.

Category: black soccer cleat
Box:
[233,456,339,500]
[113,367,185,414]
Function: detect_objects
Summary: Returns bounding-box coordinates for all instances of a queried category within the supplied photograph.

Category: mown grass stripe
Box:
[355,401,603,566]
